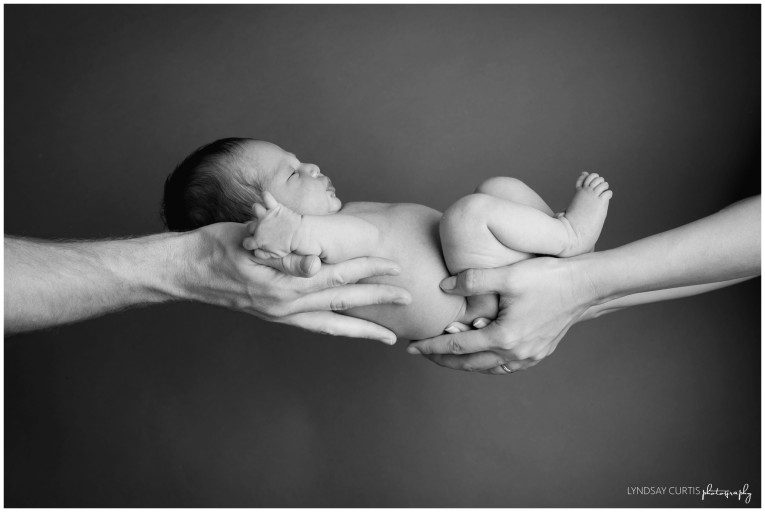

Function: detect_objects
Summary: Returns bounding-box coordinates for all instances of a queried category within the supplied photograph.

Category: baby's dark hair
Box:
[161,137,261,231]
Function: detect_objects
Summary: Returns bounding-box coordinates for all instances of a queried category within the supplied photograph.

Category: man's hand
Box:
[180,223,411,344]
[406,257,596,373]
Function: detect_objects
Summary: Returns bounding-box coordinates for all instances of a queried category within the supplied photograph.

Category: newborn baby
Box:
[162,138,612,340]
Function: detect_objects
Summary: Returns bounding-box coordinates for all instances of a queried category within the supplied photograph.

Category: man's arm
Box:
[5,223,411,341]
[5,234,177,332]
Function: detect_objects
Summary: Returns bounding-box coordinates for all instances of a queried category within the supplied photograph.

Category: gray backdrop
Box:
[5,5,760,507]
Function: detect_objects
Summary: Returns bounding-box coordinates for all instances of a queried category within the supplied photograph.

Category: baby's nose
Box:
[300,164,321,178]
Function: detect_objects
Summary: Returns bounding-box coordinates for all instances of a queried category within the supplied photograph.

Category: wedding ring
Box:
[500,363,514,374]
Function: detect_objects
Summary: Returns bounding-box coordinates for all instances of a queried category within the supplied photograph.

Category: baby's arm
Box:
[244,192,380,265]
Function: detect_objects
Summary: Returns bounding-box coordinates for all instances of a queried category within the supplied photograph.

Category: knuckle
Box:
[318,326,337,336]
[266,303,291,318]
[330,271,349,286]
[515,345,533,360]
[463,269,480,291]
[329,298,352,311]
[496,336,515,351]
[447,338,464,355]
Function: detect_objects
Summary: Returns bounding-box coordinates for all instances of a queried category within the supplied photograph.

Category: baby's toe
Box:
[588,176,605,189]
[594,181,610,195]
[575,172,589,189]
[583,173,600,187]
[600,189,614,200]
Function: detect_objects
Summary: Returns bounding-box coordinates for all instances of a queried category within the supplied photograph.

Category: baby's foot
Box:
[557,172,613,257]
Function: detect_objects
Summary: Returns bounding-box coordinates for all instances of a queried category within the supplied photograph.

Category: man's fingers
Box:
[439,267,514,296]
[407,325,500,356]
[282,311,398,345]
[422,351,507,372]
[304,257,402,292]
[291,284,411,314]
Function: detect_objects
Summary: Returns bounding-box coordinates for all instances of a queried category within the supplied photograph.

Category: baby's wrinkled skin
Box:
[240,140,612,340]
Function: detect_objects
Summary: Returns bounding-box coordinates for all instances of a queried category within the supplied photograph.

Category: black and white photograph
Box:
[4,3,761,507]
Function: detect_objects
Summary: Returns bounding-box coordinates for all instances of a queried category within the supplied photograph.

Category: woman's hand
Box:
[179,222,412,344]
[407,257,597,374]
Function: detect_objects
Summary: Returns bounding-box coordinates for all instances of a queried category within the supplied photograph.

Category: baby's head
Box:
[162,138,341,231]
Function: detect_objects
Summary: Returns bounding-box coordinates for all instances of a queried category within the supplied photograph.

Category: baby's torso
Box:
[339,202,467,340]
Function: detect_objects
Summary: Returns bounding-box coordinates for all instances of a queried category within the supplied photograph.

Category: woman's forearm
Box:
[5,233,189,334]
[584,277,753,319]
[578,196,760,305]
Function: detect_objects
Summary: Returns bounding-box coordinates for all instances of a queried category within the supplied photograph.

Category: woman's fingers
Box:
[302,257,403,292]
[422,351,507,372]
[407,324,502,356]
[292,284,411,314]
[283,311,398,345]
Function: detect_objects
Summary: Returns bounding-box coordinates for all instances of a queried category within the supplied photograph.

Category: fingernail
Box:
[445,326,459,334]
[407,346,421,355]
[473,318,488,328]
[440,277,456,290]
[394,296,411,305]
[386,267,401,276]
[382,335,397,345]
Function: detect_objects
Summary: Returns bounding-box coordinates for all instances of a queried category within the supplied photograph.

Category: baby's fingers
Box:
[262,191,280,210]
[251,203,268,219]
[252,248,277,260]
[280,254,321,277]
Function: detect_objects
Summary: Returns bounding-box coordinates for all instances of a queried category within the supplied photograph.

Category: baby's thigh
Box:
[440,193,532,274]
[476,177,554,216]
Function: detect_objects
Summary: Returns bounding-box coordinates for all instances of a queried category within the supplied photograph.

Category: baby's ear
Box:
[252,202,268,219]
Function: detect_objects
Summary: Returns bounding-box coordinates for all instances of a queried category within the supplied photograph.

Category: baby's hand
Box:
[246,191,306,259]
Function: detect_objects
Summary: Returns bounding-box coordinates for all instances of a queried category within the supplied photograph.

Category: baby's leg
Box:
[475,176,554,216]
[442,173,612,271]
[440,177,558,327]
[441,177,557,274]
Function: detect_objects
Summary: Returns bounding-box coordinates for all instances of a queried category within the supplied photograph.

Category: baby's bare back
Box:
[340,202,467,340]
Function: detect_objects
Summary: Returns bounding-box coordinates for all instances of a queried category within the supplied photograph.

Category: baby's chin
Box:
[329,196,343,212]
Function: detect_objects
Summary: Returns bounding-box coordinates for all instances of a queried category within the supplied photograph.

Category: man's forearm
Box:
[578,196,760,304]
[5,233,191,334]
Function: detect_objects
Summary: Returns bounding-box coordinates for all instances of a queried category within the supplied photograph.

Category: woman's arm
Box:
[5,222,411,342]
[408,196,760,374]
[584,278,752,319]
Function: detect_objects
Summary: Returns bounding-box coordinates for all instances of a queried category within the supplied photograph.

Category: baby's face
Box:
[239,140,341,215]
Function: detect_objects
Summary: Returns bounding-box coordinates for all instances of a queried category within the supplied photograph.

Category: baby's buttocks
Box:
[341,202,467,341]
